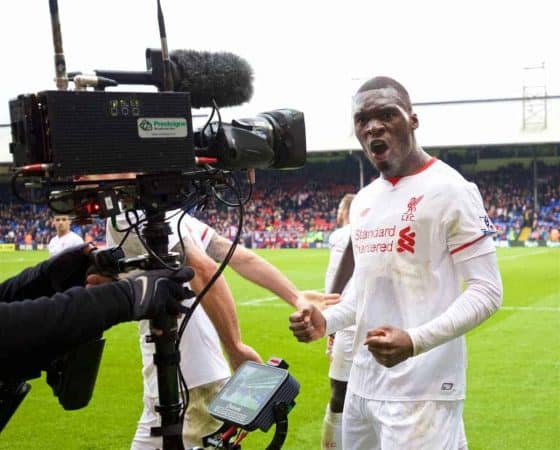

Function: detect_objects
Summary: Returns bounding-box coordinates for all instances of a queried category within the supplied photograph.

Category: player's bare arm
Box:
[177,238,262,369]
[207,234,339,310]
[204,233,237,262]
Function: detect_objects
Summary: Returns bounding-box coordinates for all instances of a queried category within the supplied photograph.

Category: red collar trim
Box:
[385,157,438,186]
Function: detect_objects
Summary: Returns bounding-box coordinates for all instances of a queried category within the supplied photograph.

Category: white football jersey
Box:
[48,231,84,256]
[346,158,496,401]
[106,210,230,397]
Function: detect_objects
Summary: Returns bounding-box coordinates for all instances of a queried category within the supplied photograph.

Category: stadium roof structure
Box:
[303,95,560,152]
[1,96,560,163]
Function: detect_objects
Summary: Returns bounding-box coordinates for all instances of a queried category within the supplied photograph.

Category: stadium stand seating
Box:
[0,157,558,248]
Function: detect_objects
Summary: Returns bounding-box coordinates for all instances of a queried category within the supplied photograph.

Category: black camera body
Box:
[10,90,196,176]
[9,88,306,180]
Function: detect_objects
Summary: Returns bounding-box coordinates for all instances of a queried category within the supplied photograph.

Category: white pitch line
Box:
[239,288,325,306]
[498,249,553,261]
[0,257,26,264]
[500,305,560,312]
[240,295,284,306]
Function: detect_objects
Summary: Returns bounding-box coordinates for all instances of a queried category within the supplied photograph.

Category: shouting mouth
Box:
[369,140,389,159]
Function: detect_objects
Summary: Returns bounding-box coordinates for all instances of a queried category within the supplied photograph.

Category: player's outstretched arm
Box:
[207,234,337,310]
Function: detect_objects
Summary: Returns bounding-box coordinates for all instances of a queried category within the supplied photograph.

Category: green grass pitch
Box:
[0,247,558,449]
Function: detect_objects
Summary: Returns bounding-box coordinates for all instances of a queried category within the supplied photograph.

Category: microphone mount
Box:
[92,49,167,90]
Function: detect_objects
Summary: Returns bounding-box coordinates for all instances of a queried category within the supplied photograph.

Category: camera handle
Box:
[265,402,290,450]
[141,212,185,450]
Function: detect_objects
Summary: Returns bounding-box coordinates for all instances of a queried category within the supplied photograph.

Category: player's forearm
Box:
[406,252,503,356]
[229,247,300,308]
[187,260,244,353]
[201,280,244,352]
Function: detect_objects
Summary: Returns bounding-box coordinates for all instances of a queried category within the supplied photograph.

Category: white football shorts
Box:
[342,391,468,450]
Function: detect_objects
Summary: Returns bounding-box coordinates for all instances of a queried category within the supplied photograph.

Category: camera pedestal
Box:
[142,210,185,450]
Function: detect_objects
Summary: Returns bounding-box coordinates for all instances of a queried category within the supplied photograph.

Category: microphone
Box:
[169,49,253,108]
[94,49,254,109]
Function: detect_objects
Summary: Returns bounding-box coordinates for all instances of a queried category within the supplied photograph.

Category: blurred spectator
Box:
[48,215,84,256]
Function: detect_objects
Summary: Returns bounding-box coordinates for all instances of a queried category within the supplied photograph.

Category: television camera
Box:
[3,1,305,449]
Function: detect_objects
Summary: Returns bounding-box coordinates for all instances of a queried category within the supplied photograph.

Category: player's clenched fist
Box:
[364,325,413,368]
[289,304,326,342]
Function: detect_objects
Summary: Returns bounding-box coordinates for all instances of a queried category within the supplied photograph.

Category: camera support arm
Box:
[139,205,185,450]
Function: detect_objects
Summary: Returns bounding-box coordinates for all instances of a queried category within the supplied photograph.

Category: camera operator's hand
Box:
[44,243,96,292]
[120,267,195,320]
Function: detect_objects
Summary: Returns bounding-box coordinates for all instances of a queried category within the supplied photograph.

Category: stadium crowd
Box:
[476,164,560,242]
[0,160,558,247]
[0,203,105,247]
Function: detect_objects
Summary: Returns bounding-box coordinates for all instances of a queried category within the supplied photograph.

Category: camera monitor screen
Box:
[208,361,299,431]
